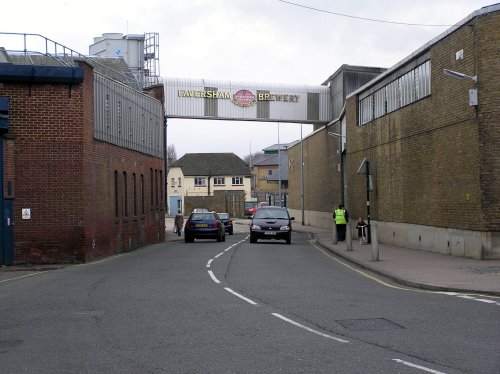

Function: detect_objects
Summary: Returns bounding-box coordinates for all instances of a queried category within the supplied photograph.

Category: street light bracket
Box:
[327,132,345,138]
[443,68,477,83]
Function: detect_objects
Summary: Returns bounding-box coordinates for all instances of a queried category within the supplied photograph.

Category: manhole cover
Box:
[336,318,404,331]
[462,266,500,275]
[0,339,23,350]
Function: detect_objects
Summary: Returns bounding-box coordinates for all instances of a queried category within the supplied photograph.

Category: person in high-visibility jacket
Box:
[333,204,349,242]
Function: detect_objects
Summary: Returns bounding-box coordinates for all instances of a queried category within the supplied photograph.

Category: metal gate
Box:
[0,131,14,265]
[2,199,13,265]
[225,192,245,218]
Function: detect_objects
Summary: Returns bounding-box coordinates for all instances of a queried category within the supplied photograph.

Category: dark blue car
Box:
[184,212,226,243]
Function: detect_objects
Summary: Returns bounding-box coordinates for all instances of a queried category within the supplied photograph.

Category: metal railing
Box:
[0,32,157,89]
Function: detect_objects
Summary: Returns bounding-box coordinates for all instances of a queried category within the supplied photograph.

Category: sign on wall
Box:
[164,77,332,124]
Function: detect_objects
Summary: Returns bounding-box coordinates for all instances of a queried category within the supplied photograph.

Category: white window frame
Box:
[232,177,243,185]
[194,177,206,186]
[213,177,225,186]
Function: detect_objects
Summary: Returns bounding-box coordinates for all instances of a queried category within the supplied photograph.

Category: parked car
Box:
[245,202,269,217]
[192,208,209,213]
[218,213,233,235]
[244,201,257,217]
[184,212,226,243]
[249,206,294,244]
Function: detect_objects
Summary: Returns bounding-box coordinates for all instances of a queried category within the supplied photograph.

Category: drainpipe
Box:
[163,115,168,215]
[0,133,4,265]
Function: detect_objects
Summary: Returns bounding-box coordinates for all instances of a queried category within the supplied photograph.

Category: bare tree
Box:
[243,151,263,166]
[167,144,177,165]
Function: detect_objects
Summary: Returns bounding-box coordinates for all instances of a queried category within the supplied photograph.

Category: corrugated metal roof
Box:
[263,141,299,153]
[266,153,289,181]
[252,154,280,166]
[5,53,142,90]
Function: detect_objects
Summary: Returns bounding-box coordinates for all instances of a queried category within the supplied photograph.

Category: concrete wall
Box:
[358,220,499,260]
[288,208,333,230]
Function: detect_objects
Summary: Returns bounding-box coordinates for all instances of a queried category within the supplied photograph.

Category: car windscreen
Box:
[253,209,289,219]
[218,213,229,219]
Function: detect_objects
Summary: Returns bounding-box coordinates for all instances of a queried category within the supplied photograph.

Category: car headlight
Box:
[280,225,290,231]
[251,224,261,230]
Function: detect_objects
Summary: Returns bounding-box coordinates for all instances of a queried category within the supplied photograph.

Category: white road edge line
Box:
[224,287,258,305]
[214,252,224,259]
[271,313,349,343]
[208,270,220,284]
[206,259,213,268]
[392,359,447,374]
[0,272,43,283]
[1,253,130,284]
[474,298,497,304]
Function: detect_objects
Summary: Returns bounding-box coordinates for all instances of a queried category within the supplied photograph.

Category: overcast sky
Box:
[1,0,494,159]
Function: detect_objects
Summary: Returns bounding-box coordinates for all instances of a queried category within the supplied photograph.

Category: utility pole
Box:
[366,160,371,244]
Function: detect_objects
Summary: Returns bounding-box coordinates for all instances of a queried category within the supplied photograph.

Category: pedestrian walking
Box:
[174,210,184,236]
[356,217,368,244]
[333,204,349,242]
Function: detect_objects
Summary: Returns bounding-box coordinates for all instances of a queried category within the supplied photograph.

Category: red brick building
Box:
[0,43,165,265]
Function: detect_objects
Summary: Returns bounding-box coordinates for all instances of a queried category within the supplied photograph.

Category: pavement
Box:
[3,217,500,297]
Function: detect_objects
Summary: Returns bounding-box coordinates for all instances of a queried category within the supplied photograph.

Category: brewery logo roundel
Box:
[232,89,256,107]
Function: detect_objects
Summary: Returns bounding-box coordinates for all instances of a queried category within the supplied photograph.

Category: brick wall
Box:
[345,11,499,234]
[476,11,500,232]
[287,126,341,214]
[0,62,165,264]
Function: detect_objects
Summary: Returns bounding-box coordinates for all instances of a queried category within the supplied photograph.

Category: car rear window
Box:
[219,213,229,219]
[191,213,216,221]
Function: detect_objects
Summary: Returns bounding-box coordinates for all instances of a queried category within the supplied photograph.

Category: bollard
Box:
[346,223,353,251]
[332,221,338,245]
[371,222,379,261]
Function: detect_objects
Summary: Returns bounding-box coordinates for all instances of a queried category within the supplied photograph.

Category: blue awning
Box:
[0,64,84,84]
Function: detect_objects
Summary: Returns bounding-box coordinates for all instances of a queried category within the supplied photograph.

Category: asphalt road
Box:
[1,232,499,373]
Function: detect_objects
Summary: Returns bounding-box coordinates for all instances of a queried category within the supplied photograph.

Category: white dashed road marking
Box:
[224,287,258,305]
[207,238,348,342]
[207,270,220,284]
[272,313,349,343]
[392,359,447,374]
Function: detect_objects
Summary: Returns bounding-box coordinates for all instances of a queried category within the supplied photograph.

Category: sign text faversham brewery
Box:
[177,89,300,103]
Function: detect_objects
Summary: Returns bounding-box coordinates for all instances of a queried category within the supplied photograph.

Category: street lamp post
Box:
[300,124,305,225]
[365,160,371,244]
[328,131,346,245]
[357,157,372,244]
[278,122,281,207]
[164,115,168,215]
